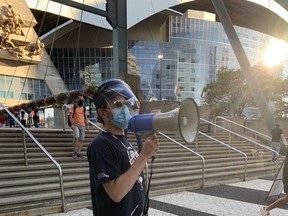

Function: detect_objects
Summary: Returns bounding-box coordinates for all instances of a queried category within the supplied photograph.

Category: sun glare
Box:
[263,39,288,67]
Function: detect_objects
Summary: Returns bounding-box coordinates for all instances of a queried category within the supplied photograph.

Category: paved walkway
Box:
[45,177,288,216]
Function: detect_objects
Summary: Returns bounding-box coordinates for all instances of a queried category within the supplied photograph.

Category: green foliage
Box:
[83,86,95,98]
[35,98,45,107]
[44,96,57,106]
[68,91,80,103]
[56,93,68,105]
[202,65,288,118]
[202,67,252,117]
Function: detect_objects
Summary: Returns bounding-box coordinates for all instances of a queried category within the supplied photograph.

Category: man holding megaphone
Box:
[87,79,160,216]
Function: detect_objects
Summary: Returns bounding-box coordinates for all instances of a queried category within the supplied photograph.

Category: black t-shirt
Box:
[87,131,145,216]
[271,127,283,142]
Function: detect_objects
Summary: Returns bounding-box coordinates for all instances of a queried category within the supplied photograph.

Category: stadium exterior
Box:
[1,0,288,107]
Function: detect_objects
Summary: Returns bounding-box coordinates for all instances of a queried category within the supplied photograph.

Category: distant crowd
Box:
[0,109,41,128]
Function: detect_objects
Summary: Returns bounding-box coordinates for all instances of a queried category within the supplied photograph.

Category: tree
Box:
[202,67,253,117]
[202,64,284,118]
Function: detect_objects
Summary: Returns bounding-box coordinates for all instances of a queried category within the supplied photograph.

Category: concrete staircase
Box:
[0,128,283,215]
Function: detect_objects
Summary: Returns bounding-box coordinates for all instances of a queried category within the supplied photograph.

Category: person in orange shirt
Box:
[69,92,89,158]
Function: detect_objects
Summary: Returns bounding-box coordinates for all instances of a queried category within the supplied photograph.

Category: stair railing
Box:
[64,103,206,188]
[88,120,206,189]
[0,103,66,213]
[157,132,206,188]
[203,117,279,168]
[214,116,271,141]
[199,130,247,181]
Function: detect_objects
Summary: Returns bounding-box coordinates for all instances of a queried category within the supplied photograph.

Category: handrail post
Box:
[62,107,66,131]
[58,169,66,212]
[199,120,249,181]
[201,160,205,188]
[22,129,28,166]
[158,132,206,189]
[243,156,247,181]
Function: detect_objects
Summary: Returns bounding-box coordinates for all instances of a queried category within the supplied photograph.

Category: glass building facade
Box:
[0,75,51,101]
[48,14,288,105]
[49,48,113,90]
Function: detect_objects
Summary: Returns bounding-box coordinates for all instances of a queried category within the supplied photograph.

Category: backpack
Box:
[68,103,86,127]
[72,103,86,119]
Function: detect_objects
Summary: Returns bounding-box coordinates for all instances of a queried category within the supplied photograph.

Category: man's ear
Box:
[98,108,110,118]
[97,108,105,118]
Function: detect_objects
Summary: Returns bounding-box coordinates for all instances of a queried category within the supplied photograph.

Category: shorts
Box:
[73,125,86,141]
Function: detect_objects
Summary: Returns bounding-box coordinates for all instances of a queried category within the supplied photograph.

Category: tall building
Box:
[129,10,287,104]
[1,0,288,107]
[47,10,288,105]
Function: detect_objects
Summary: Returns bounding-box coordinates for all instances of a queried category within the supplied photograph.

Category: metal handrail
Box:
[215,116,271,141]
[158,131,206,188]
[0,103,66,212]
[65,103,206,188]
[199,131,247,181]
[203,117,279,167]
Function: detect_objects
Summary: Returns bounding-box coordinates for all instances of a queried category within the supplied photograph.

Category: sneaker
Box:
[76,152,85,158]
[71,151,77,159]
[260,207,270,216]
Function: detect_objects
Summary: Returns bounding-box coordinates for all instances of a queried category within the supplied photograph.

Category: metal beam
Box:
[50,0,108,17]
[211,0,275,132]
[113,0,127,75]
[50,0,128,76]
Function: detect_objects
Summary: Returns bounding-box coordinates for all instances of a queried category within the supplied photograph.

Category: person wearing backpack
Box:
[70,92,89,158]
[33,109,40,128]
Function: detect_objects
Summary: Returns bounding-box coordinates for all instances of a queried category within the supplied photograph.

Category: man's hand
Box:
[140,133,160,159]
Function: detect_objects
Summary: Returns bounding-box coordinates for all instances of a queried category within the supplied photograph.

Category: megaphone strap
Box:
[143,155,155,215]
[104,131,134,150]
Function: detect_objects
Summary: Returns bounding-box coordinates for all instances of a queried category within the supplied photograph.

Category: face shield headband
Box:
[93,79,140,113]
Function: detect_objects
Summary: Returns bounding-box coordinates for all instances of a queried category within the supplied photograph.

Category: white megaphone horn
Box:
[128,98,199,144]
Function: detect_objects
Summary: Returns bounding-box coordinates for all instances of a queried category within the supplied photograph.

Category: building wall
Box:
[0,0,67,107]
[47,13,288,108]
[129,15,287,105]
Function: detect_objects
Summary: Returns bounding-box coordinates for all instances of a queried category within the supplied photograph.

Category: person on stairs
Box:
[70,92,89,158]
[270,123,283,162]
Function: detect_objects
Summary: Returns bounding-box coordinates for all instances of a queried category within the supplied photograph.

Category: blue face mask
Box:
[111,106,132,129]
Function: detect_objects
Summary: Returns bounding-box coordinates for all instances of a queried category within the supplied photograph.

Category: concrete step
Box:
[0,128,280,215]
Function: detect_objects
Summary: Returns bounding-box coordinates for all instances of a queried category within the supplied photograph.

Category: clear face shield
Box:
[93,79,140,116]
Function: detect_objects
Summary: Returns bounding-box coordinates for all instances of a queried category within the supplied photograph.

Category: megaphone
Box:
[128,98,199,144]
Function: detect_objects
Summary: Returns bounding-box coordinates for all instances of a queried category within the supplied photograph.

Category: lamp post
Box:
[158,54,163,100]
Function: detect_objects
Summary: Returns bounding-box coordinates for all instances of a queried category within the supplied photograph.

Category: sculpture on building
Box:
[0,32,15,49]
[0,5,25,35]
[0,5,44,62]
[24,40,45,57]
